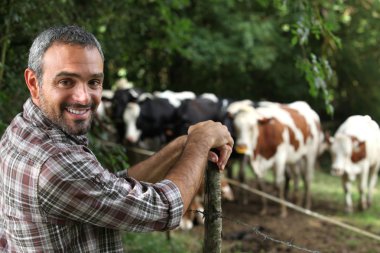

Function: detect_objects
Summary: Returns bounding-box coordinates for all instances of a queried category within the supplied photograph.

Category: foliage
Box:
[88,121,129,173]
[2,0,380,133]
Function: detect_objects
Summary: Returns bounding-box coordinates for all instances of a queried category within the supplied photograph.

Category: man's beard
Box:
[39,92,94,136]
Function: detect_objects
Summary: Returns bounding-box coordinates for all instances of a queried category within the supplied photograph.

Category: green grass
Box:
[229,159,380,230]
[312,167,380,230]
[122,230,202,253]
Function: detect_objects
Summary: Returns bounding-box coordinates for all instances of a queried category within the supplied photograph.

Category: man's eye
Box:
[58,79,73,87]
[89,80,102,88]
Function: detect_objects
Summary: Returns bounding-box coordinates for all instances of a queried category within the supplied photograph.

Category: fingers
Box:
[208,151,219,163]
[217,144,233,170]
[188,120,234,170]
[207,144,233,171]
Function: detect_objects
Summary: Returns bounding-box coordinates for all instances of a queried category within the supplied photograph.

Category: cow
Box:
[259,101,324,209]
[173,94,232,137]
[122,90,197,150]
[122,97,177,148]
[231,101,322,217]
[111,87,143,142]
[329,115,380,213]
[223,100,256,201]
[172,95,251,185]
[153,90,196,108]
[96,89,114,122]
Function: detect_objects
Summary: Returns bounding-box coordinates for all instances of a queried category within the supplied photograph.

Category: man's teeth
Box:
[67,108,88,115]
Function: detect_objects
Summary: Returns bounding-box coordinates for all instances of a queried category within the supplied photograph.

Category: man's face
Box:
[37,43,104,135]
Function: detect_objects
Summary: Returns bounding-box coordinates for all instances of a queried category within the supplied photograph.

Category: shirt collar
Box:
[23,98,89,146]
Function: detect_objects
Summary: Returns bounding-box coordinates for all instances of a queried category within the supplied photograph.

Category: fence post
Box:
[203,162,222,253]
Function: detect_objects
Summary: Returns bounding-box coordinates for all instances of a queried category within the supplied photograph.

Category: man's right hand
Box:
[187,120,234,170]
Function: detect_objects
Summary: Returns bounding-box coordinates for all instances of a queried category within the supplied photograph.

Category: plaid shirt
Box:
[0,98,183,252]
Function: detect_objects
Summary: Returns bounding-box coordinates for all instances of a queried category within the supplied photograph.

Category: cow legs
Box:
[226,159,234,179]
[367,166,379,207]
[303,156,314,210]
[342,174,353,213]
[274,164,287,218]
[226,155,249,204]
[256,176,268,216]
[286,164,301,206]
[239,155,249,205]
[358,167,369,211]
[239,155,248,183]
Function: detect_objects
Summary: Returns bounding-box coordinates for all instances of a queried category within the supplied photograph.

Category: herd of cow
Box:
[96,79,380,229]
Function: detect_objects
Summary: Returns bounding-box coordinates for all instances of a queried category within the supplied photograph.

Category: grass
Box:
[122,230,202,253]
[233,155,380,225]
[312,166,380,230]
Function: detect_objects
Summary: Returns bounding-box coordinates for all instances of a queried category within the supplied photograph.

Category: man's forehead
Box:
[42,43,104,72]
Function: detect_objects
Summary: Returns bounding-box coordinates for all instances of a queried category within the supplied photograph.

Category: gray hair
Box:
[28,25,104,85]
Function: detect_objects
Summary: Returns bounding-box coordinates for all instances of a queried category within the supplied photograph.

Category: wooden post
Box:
[203,162,222,253]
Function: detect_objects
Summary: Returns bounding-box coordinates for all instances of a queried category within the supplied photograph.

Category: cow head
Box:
[318,130,332,156]
[233,107,263,156]
[330,134,366,176]
[123,102,142,144]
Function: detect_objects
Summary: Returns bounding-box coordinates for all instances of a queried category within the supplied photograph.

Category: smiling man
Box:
[0,25,233,252]
[26,42,104,135]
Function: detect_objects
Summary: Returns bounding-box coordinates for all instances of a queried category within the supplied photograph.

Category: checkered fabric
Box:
[0,98,183,252]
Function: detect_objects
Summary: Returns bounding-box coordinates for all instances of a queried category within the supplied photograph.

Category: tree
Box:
[1,0,380,135]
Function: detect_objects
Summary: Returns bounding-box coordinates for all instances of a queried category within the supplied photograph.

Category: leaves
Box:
[1,0,380,134]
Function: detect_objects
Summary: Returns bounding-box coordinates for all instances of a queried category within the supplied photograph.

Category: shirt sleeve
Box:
[0,224,7,250]
[115,169,128,178]
[38,150,183,232]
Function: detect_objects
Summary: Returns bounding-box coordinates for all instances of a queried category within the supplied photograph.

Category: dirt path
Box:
[187,181,380,253]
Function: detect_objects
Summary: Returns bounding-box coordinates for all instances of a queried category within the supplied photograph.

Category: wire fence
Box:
[126,146,380,253]
[226,178,380,242]
[189,209,320,253]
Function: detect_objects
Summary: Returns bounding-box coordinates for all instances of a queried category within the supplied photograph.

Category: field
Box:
[122,157,380,253]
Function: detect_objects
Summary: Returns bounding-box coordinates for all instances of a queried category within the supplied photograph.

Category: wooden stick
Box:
[203,162,222,253]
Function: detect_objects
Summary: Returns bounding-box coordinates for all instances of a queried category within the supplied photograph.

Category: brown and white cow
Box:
[329,115,380,213]
[271,101,324,209]
[231,101,323,217]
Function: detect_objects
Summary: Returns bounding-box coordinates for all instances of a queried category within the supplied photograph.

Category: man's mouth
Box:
[66,107,90,115]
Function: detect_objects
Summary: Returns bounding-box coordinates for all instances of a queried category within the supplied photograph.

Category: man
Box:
[0,25,233,252]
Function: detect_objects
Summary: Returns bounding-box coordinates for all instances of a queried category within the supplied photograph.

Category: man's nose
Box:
[72,83,91,104]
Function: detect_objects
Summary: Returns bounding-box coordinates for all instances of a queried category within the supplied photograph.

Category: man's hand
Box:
[208,144,233,171]
[188,120,234,171]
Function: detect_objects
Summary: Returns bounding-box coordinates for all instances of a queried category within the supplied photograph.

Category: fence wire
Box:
[124,146,380,252]
[226,178,380,242]
[189,209,320,253]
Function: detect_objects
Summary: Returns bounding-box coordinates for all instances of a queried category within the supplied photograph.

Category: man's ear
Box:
[24,68,40,106]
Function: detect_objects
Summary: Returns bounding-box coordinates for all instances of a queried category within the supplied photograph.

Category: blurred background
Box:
[2,1,380,252]
[2,0,380,134]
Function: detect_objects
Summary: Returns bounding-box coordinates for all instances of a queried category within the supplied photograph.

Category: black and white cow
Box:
[112,87,144,142]
[96,89,115,122]
[122,91,196,149]
[173,93,232,137]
